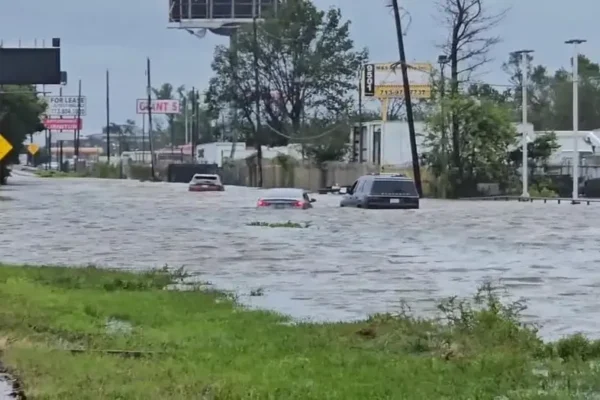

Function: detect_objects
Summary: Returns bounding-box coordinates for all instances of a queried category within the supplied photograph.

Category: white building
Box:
[351,120,600,168]
[195,142,303,167]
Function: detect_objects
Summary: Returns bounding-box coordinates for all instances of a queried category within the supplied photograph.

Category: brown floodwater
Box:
[2,171,600,340]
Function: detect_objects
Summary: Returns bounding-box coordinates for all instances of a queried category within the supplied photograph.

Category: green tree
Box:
[0,85,46,184]
[423,96,517,197]
[206,0,367,185]
[436,0,507,177]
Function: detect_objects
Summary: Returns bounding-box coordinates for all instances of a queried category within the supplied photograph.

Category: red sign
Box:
[44,118,82,130]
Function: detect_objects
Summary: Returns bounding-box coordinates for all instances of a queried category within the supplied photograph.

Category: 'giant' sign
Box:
[136,99,181,114]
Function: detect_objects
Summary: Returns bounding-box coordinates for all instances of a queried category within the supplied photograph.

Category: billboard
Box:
[0,48,61,85]
[44,96,87,117]
[136,99,181,114]
[169,0,279,22]
[44,118,82,130]
[362,62,433,99]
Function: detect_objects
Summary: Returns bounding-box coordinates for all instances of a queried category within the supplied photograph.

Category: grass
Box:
[1,264,600,399]
[246,221,310,228]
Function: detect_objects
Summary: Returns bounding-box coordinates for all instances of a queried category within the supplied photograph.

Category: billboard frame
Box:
[167,0,282,30]
[361,62,433,100]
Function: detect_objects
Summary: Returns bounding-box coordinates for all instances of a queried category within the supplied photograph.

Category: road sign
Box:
[27,143,39,155]
[44,95,87,117]
[43,118,82,130]
[136,99,181,114]
[0,134,13,161]
[362,62,433,99]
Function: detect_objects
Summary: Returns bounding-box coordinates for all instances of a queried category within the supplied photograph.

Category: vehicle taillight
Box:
[257,199,267,207]
[295,201,304,208]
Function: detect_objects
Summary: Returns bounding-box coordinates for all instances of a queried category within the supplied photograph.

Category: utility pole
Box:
[74,79,82,171]
[512,49,534,198]
[566,39,585,204]
[105,69,110,162]
[437,54,448,198]
[252,5,263,187]
[390,0,422,196]
[146,57,156,179]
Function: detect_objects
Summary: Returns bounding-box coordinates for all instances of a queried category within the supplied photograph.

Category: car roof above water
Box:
[262,188,305,199]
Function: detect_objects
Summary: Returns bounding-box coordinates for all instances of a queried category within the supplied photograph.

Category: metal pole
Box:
[75,79,82,171]
[146,57,156,179]
[106,69,110,162]
[184,97,189,144]
[566,39,585,203]
[438,55,447,198]
[512,50,534,198]
[390,0,422,196]
[357,65,363,162]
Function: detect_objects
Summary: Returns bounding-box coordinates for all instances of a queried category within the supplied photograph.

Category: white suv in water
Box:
[188,174,224,192]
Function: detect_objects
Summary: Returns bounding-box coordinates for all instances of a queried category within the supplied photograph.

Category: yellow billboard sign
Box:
[375,84,431,99]
[362,62,433,99]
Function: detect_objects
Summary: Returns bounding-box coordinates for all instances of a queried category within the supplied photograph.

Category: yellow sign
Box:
[27,143,39,155]
[0,134,13,161]
[375,84,431,99]
[363,61,433,100]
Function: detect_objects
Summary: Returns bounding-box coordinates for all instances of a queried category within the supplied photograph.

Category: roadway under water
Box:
[2,172,600,340]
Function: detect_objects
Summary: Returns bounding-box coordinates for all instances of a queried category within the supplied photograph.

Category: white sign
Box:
[136,99,181,114]
[44,96,87,116]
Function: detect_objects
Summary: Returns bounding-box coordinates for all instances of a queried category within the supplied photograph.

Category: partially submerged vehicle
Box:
[188,174,224,192]
[256,188,316,209]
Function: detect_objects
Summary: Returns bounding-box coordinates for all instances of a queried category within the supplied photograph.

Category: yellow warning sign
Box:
[27,143,39,155]
[0,134,13,161]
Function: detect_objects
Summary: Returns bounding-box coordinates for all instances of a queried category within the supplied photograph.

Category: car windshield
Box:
[371,179,417,195]
[194,175,217,180]
[263,189,302,199]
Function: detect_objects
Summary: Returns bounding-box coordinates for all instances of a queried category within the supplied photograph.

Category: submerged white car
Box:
[188,174,224,192]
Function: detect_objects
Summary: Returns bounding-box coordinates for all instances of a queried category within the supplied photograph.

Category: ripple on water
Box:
[2,174,600,339]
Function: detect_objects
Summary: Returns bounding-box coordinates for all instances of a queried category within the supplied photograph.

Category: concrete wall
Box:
[221,160,380,191]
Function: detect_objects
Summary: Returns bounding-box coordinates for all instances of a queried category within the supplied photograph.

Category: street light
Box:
[511,49,534,198]
[565,39,586,204]
[437,55,448,198]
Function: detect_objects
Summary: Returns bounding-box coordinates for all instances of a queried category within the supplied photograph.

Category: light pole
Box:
[438,54,448,198]
[565,39,586,204]
[512,49,534,198]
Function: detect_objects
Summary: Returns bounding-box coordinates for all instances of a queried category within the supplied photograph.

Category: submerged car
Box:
[339,173,419,209]
[256,188,316,209]
[188,174,224,192]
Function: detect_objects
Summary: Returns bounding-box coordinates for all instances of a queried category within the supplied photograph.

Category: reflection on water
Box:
[2,173,600,339]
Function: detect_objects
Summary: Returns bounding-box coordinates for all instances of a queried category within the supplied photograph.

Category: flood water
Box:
[2,172,600,340]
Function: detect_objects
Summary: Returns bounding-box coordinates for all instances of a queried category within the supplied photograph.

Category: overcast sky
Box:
[1,0,597,135]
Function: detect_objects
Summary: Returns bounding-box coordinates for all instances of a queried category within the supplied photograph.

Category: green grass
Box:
[1,263,600,399]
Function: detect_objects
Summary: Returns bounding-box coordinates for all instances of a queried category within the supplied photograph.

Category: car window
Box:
[371,179,418,195]
[303,193,310,201]
[356,180,365,193]
[349,180,358,193]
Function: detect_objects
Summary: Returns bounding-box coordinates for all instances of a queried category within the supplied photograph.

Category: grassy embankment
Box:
[1,263,599,399]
